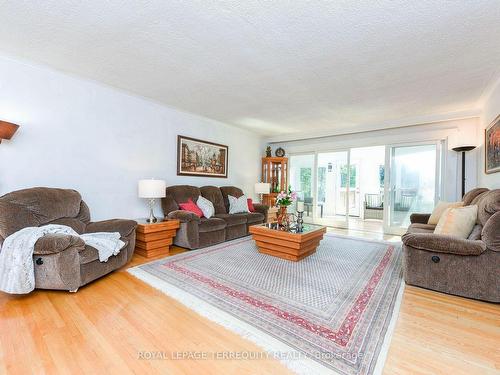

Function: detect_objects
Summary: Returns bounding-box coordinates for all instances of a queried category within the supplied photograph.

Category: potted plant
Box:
[275,187,297,227]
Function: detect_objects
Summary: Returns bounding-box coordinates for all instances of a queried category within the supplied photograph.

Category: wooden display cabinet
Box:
[261,157,288,207]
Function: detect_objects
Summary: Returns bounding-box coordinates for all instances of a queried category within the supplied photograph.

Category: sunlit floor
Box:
[304,215,385,234]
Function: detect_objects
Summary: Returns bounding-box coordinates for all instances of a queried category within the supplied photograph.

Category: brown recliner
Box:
[162,185,268,250]
[0,187,137,292]
[402,188,500,302]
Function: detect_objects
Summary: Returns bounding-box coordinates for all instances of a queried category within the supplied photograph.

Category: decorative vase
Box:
[277,205,289,228]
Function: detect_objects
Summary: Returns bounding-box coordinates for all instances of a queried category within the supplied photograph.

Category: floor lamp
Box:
[452,145,476,198]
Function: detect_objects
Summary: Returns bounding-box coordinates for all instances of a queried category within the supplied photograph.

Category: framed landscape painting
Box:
[485,115,500,174]
[177,135,228,178]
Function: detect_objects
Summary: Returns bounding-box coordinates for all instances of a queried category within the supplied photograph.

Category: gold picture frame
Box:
[485,114,500,174]
[177,135,228,178]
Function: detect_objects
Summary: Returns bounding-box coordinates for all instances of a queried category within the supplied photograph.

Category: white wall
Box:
[268,118,480,202]
[478,79,500,188]
[0,56,262,220]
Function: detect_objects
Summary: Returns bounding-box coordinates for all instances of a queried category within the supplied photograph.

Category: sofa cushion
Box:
[434,205,478,239]
[468,224,483,240]
[85,219,137,237]
[166,185,201,208]
[245,212,265,224]
[196,195,215,219]
[48,218,87,234]
[476,189,500,226]
[228,195,250,214]
[179,198,203,218]
[0,187,83,240]
[161,194,179,215]
[220,186,244,212]
[428,201,464,225]
[463,188,489,206]
[200,186,226,214]
[407,223,435,234]
[79,245,100,264]
[199,218,227,233]
[247,198,255,212]
[1,187,82,224]
[214,213,247,226]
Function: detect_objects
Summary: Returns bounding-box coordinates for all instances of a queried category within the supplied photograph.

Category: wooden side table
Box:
[267,207,278,223]
[135,219,180,258]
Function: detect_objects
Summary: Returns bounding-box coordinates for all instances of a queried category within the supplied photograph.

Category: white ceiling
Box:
[0,1,499,138]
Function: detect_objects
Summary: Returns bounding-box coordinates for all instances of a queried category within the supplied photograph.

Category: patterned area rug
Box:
[128,233,403,375]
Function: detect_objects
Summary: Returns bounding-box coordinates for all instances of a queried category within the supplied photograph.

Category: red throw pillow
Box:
[179,198,203,218]
[247,198,256,212]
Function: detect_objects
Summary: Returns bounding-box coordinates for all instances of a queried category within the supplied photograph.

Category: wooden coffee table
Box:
[249,222,326,261]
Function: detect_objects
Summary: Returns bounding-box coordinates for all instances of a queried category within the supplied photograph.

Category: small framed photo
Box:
[485,115,500,174]
[177,135,228,178]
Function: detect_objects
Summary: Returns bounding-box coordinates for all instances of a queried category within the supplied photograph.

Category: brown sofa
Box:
[402,188,500,302]
[162,185,268,249]
[0,187,137,292]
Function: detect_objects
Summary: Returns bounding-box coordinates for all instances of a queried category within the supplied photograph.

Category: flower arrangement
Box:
[275,187,297,207]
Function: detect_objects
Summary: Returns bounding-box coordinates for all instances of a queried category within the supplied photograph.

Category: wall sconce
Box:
[0,120,20,144]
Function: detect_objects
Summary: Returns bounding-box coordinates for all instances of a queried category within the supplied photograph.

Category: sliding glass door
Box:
[315,151,349,227]
[385,143,441,234]
[289,154,315,222]
[288,141,442,234]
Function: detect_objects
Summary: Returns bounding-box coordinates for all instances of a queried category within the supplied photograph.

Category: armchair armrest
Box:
[167,210,201,223]
[253,203,269,217]
[86,219,137,238]
[402,233,486,256]
[34,234,85,255]
[409,213,431,224]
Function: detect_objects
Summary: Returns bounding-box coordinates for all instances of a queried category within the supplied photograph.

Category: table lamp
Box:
[255,182,270,204]
[138,179,166,223]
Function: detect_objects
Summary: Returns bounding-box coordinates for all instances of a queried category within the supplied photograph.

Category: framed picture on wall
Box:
[177,135,228,178]
[485,115,500,174]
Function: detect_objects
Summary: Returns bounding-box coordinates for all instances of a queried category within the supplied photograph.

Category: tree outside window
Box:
[340,165,357,188]
[299,167,311,199]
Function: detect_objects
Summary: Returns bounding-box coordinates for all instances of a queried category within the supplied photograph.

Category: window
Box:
[340,165,356,188]
[317,167,326,202]
[299,167,312,198]
[379,165,385,188]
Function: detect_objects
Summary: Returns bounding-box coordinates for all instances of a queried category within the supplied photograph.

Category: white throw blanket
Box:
[0,224,125,294]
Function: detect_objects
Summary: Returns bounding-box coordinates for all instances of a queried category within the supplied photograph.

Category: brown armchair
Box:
[0,187,137,292]
[401,188,500,302]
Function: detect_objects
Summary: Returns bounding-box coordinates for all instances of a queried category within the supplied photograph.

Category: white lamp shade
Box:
[255,182,270,194]
[138,179,166,198]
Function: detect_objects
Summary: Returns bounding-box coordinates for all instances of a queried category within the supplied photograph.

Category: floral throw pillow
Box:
[228,195,250,214]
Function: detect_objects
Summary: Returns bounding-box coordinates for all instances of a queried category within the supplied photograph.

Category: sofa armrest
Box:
[34,234,85,255]
[167,210,201,223]
[86,219,137,238]
[409,213,431,224]
[402,233,486,256]
[253,203,269,218]
[482,211,500,252]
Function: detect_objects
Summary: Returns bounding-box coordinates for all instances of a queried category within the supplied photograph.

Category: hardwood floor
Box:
[1,229,498,375]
